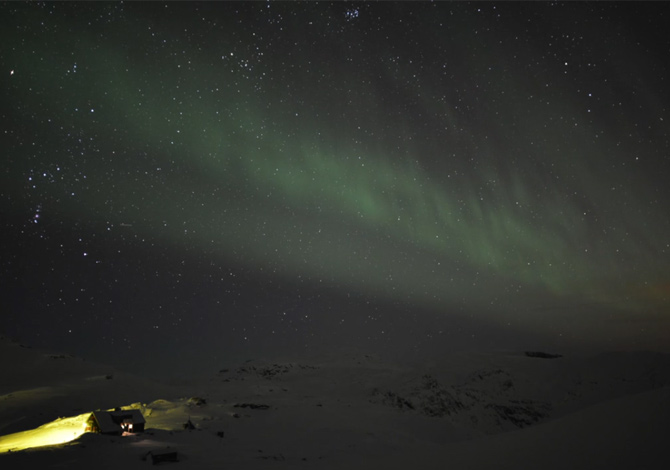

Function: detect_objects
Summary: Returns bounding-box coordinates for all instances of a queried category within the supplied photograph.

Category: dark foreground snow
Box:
[1,337,668,469]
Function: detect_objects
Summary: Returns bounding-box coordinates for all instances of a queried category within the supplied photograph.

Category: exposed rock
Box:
[234,403,270,410]
[485,400,551,427]
[525,351,563,359]
[370,388,415,410]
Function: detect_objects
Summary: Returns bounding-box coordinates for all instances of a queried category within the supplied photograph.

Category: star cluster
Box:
[1,2,669,375]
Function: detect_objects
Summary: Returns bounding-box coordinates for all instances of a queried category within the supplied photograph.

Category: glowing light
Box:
[0,412,90,453]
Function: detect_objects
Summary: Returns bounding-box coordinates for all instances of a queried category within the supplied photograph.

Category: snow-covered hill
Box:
[1,336,668,469]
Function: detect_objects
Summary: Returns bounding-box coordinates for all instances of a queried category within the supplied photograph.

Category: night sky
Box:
[2,2,669,377]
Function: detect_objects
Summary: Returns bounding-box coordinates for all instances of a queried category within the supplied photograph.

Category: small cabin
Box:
[86,409,146,435]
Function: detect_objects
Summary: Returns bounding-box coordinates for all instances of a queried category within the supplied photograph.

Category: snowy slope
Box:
[1,336,668,469]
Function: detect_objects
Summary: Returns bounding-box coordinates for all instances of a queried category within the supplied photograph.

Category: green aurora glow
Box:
[3,2,669,349]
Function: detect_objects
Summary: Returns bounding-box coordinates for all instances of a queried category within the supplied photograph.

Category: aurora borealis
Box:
[2,2,669,375]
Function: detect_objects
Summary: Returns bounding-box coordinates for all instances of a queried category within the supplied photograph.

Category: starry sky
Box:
[2,2,669,377]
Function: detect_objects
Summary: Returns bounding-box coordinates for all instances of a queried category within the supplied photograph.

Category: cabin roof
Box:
[91,409,145,434]
[109,409,146,424]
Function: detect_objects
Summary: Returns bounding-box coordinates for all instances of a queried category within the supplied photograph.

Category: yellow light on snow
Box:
[0,412,91,453]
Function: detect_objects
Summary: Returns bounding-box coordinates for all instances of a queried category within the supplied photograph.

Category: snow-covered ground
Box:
[1,336,668,469]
